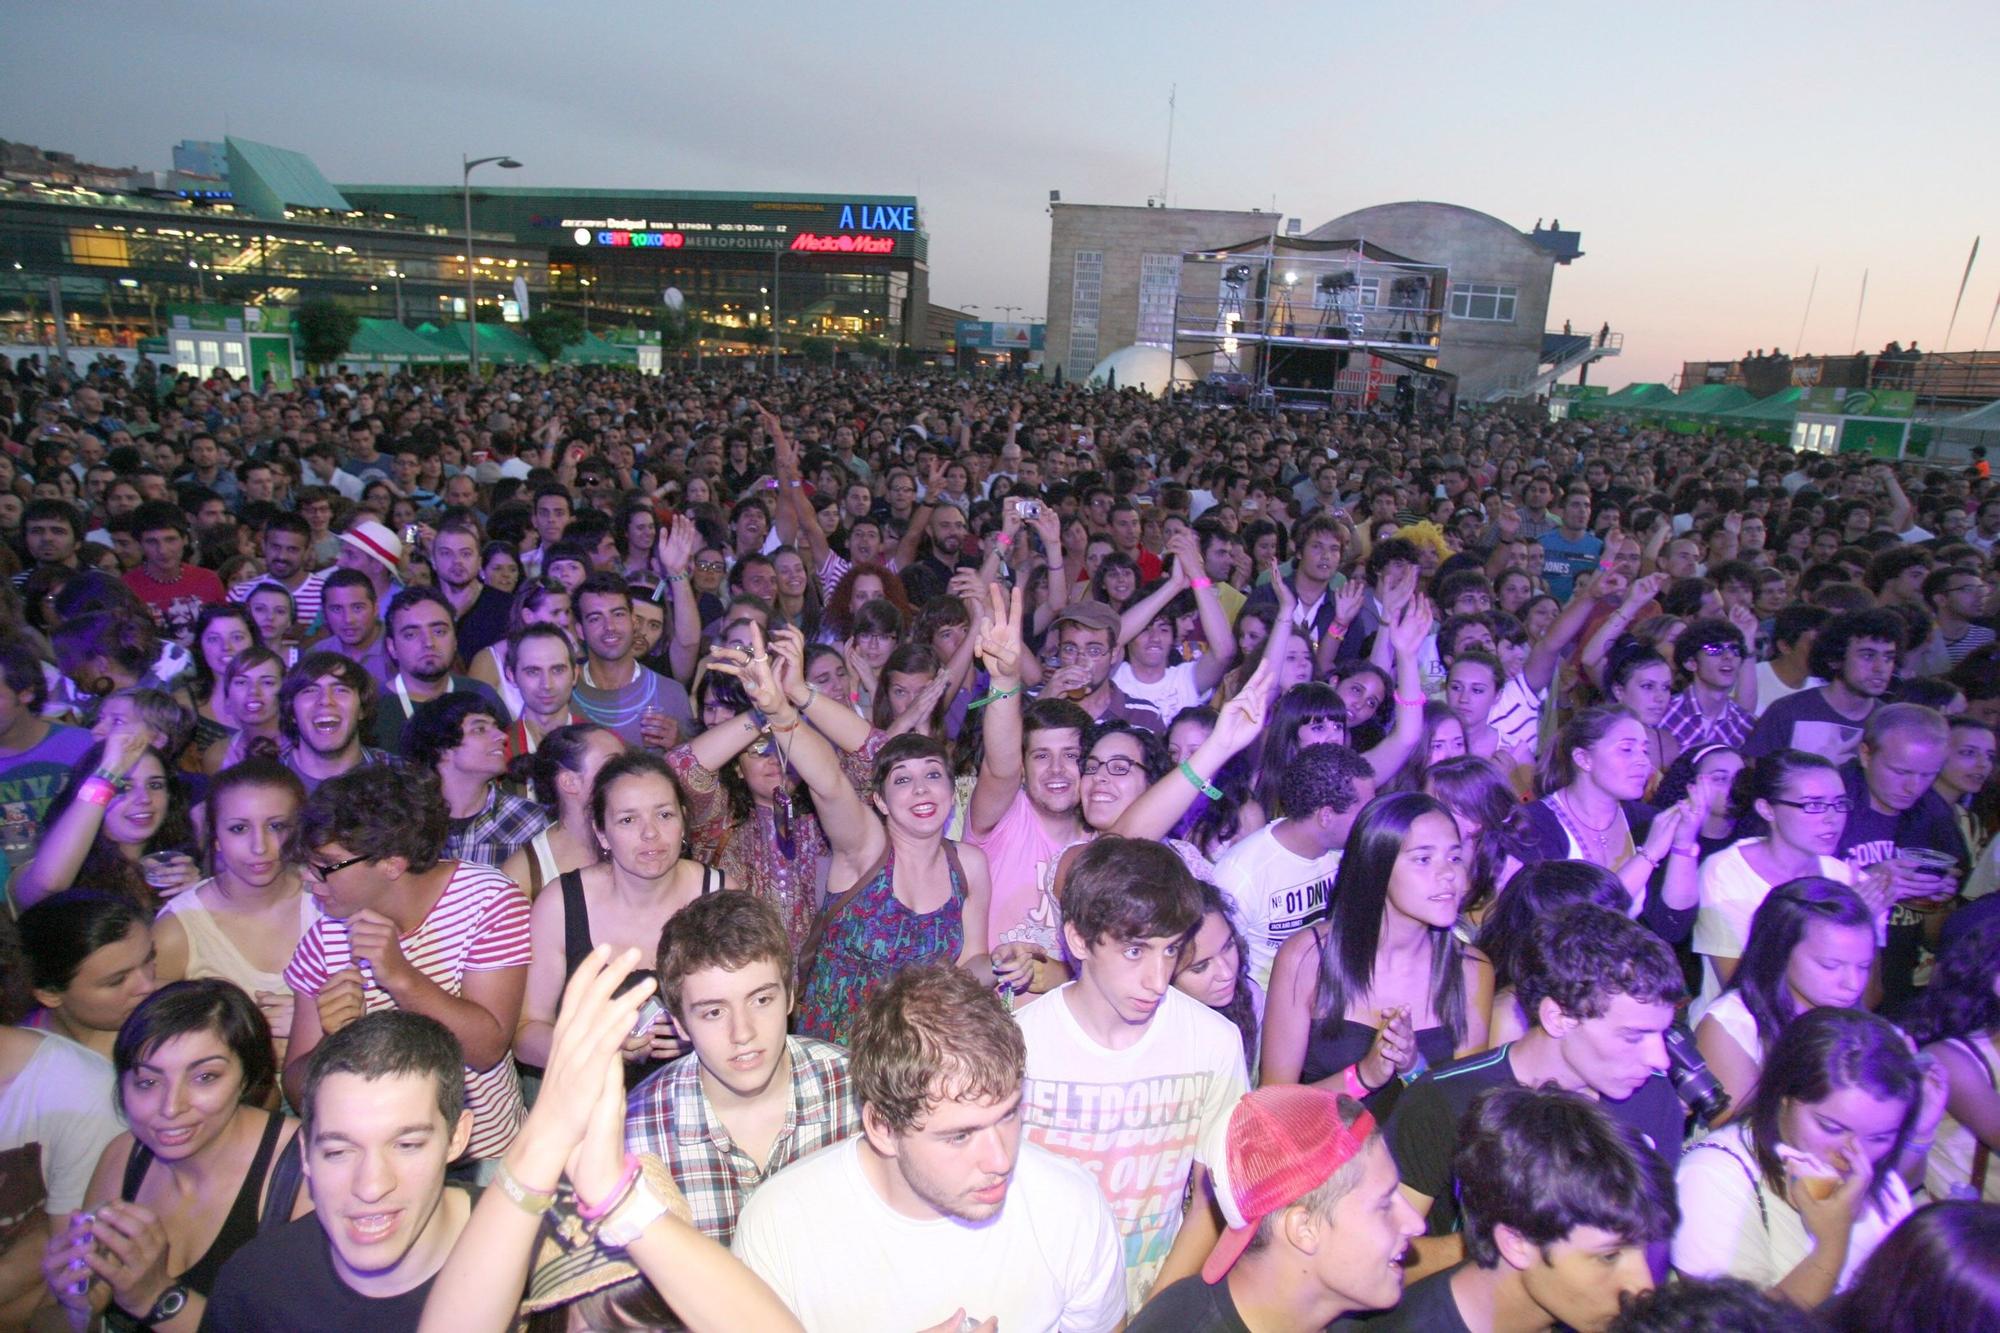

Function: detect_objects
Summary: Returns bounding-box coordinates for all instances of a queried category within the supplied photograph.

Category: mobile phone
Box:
[630,993,667,1038]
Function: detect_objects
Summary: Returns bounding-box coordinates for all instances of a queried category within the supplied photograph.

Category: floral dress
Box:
[795,841,966,1047]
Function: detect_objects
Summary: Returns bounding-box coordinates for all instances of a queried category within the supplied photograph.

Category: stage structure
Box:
[1170,234,1453,414]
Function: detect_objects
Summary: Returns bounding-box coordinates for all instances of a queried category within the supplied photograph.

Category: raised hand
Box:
[1332,576,1367,628]
[1378,561,1418,617]
[974,583,1025,682]
[655,513,697,577]
[523,944,657,1201]
[769,625,810,705]
[1266,558,1298,619]
[1209,657,1276,755]
[1387,596,1434,659]
[1623,572,1666,607]
[707,623,789,716]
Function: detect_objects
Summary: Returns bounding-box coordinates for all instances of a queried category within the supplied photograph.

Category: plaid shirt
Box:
[1659,687,1755,752]
[625,1036,860,1245]
[442,785,552,870]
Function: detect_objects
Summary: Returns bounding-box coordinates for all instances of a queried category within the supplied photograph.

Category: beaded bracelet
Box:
[1179,760,1223,801]
[1394,693,1426,708]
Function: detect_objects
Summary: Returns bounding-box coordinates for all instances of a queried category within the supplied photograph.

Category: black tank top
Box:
[558,864,721,982]
[119,1110,285,1301]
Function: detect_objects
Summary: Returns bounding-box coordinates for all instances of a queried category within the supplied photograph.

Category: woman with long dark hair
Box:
[201,645,285,772]
[1694,877,1875,1123]
[1824,1201,2000,1333]
[515,722,625,893]
[1903,920,2000,1202]
[1422,755,1525,924]
[1261,792,1492,1114]
[186,605,259,756]
[17,891,157,1061]
[14,733,197,910]
[1674,1008,1921,1307]
[1174,881,1262,1077]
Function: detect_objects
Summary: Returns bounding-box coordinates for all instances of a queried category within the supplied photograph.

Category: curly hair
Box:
[1513,904,1685,1024]
[292,762,449,873]
[1899,918,2000,1049]
[823,562,911,639]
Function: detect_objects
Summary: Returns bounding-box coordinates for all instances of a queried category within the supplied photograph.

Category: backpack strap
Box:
[1687,1139,1768,1232]
[259,1131,304,1233]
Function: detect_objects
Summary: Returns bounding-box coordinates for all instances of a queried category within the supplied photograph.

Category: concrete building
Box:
[1044,198,1598,400]
[1044,202,1276,384]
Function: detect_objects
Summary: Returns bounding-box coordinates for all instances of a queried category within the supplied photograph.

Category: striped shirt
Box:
[625,1036,860,1245]
[284,860,531,1159]
[230,570,327,628]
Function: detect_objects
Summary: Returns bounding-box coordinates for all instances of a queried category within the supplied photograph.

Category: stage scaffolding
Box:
[1169,233,1451,412]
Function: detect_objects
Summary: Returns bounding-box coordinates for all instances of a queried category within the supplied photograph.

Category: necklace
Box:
[1555,790,1620,866]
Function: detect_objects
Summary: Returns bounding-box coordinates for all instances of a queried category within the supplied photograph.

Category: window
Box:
[1448,282,1518,323]
[1135,253,1180,349]
[1066,250,1103,381]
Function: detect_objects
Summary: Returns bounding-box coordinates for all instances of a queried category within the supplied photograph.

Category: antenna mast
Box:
[1161,85,1176,204]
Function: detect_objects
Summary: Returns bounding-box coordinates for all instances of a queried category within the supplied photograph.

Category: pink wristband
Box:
[77,777,117,807]
[1190,576,1213,590]
[1394,693,1426,708]
[576,1152,641,1221]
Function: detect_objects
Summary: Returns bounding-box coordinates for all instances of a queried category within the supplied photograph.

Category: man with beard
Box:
[965,587,1092,986]
[230,513,325,627]
[732,965,1123,1333]
[429,517,511,662]
[502,623,583,756]
[371,588,503,755]
[568,572,694,749]
[1742,608,1903,766]
[279,652,393,792]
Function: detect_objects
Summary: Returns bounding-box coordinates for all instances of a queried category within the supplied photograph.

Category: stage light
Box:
[1224,264,1250,286]
[1283,271,1298,285]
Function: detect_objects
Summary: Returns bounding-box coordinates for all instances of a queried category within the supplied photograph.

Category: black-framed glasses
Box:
[1770,797,1853,815]
[307,852,369,881]
[1082,756,1142,777]
[1699,642,1745,658]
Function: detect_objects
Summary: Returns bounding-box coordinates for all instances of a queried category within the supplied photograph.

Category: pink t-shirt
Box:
[285,861,531,1159]
[969,787,1086,955]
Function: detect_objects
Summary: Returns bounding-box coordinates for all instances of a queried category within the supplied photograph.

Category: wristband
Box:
[92,767,131,792]
[769,709,803,734]
[493,1159,558,1216]
[1326,622,1348,639]
[575,1152,641,1222]
[1190,576,1213,590]
[966,684,1022,711]
[77,777,118,808]
[1670,844,1700,858]
[1178,760,1223,801]
[1394,693,1426,708]
[662,570,690,583]
[596,1156,693,1250]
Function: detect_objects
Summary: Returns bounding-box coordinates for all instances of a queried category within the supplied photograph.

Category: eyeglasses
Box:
[1057,644,1110,660]
[306,852,369,881]
[1082,756,1142,777]
[1770,797,1854,815]
[1699,642,1745,658]
[694,560,727,573]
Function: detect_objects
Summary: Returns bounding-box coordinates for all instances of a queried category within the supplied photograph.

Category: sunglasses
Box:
[1698,642,1745,658]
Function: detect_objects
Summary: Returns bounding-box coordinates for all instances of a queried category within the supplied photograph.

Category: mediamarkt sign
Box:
[788,233,896,255]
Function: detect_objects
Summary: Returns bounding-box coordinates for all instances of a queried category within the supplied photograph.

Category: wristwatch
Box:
[143,1284,191,1323]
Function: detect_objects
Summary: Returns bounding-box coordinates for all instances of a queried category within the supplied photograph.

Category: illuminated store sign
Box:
[573,227,684,248]
[838,204,915,232]
[789,232,896,255]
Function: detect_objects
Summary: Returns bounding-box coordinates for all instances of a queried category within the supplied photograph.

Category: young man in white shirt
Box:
[1211,744,1377,988]
[1015,836,1249,1313]
[732,965,1123,1333]
[1111,528,1238,723]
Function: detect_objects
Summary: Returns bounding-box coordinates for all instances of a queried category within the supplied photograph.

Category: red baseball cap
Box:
[1201,1085,1377,1284]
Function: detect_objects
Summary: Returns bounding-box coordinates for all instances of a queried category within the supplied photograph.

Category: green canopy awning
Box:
[344,318,461,364]
[559,330,638,365]
[418,321,544,364]
[1667,384,1757,419]
[1716,388,1802,424]
[1594,382,1678,409]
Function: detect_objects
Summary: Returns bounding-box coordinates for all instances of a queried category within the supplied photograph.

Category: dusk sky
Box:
[5,2,1993,387]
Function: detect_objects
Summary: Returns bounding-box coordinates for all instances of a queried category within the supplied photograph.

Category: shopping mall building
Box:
[0,134,927,360]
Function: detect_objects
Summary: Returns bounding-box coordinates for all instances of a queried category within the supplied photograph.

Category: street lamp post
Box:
[462,153,522,375]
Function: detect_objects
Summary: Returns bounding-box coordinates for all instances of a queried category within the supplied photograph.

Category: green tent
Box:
[559,330,638,365]
[1573,382,1677,419]
[344,318,460,365]
[1716,388,1802,425]
[417,321,544,364]
[1669,384,1757,419]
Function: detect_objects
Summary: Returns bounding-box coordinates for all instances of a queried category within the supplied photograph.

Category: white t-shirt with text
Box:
[1209,824,1343,989]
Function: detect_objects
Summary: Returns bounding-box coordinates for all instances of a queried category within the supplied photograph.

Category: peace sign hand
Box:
[975,583,1025,683]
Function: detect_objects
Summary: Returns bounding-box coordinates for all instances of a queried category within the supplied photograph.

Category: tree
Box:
[295,299,359,370]
[523,308,586,362]
[799,335,835,365]
[656,305,705,359]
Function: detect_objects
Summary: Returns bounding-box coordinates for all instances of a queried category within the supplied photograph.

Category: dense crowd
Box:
[0,348,1997,1332]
